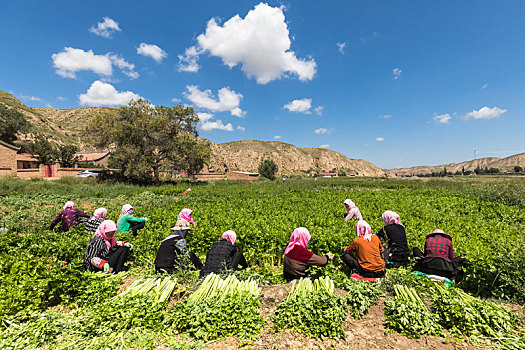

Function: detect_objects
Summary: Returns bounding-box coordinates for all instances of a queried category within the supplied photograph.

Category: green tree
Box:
[258,159,278,180]
[0,104,29,143]
[169,134,211,177]
[87,99,207,182]
[57,144,79,168]
[30,136,57,165]
[513,166,523,173]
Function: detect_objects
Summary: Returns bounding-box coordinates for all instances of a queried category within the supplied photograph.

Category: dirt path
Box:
[203,284,487,350]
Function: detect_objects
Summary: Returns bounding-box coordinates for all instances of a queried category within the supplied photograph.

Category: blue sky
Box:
[1,1,525,168]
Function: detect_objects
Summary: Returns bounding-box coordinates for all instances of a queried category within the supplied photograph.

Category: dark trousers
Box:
[412,247,464,280]
[156,251,203,274]
[108,246,130,273]
[383,247,408,268]
[283,270,302,282]
[342,252,385,278]
[130,221,145,236]
[231,251,249,270]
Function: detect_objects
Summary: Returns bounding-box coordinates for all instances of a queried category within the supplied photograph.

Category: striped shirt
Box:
[83,236,125,271]
[85,217,104,234]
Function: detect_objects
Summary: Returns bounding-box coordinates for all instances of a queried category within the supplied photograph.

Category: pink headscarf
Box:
[382,210,402,226]
[93,208,107,219]
[93,220,117,251]
[221,230,237,244]
[432,229,445,234]
[284,227,311,256]
[177,208,194,225]
[343,199,356,212]
[63,201,75,210]
[118,204,133,221]
[356,220,373,242]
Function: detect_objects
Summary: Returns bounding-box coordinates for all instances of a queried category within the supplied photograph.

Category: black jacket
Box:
[201,239,240,276]
[154,235,184,269]
[377,224,410,262]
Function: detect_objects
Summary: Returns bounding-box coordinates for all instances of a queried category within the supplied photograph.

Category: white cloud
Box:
[283,98,312,114]
[57,96,66,101]
[379,114,392,119]
[79,80,141,106]
[336,42,346,54]
[186,3,316,84]
[137,43,167,62]
[314,127,332,135]
[108,55,139,79]
[177,46,201,72]
[314,106,324,116]
[198,112,214,122]
[320,144,330,148]
[184,85,245,117]
[200,119,234,132]
[376,137,384,142]
[52,47,112,78]
[52,47,138,79]
[45,104,53,108]
[171,97,181,103]
[20,94,42,102]
[89,17,121,38]
[274,135,282,139]
[434,113,451,124]
[481,83,488,90]
[465,106,507,120]
[392,67,402,80]
[236,125,246,131]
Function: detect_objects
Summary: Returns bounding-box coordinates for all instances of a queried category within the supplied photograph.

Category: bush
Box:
[258,159,278,180]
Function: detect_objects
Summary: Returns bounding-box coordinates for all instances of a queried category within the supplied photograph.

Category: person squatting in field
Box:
[283,227,334,282]
[200,230,249,277]
[85,207,107,234]
[413,229,465,280]
[154,209,202,274]
[342,220,386,278]
[83,220,133,274]
[343,199,363,221]
[116,204,147,236]
[48,201,90,231]
[377,210,410,266]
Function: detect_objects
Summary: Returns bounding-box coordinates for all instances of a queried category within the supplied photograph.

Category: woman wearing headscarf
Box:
[200,230,249,277]
[377,210,409,265]
[343,199,363,221]
[116,204,147,236]
[283,227,334,282]
[85,208,108,234]
[47,201,90,231]
[83,220,133,274]
[413,229,465,280]
[342,220,385,278]
[154,214,203,274]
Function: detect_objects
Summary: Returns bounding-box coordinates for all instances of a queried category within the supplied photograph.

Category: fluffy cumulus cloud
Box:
[197,112,234,132]
[79,81,141,106]
[376,137,384,142]
[89,17,121,38]
[465,106,507,120]
[137,43,167,62]
[52,48,112,78]
[236,125,246,131]
[178,46,202,72]
[314,106,324,116]
[180,3,316,84]
[184,85,245,117]
[434,113,451,124]
[283,98,312,114]
[20,94,42,102]
[320,144,330,148]
[274,135,282,139]
[52,47,138,79]
[336,42,346,54]
[314,127,332,135]
[392,67,402,80]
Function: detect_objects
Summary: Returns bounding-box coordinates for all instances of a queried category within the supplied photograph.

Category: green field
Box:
[0,177,524,348]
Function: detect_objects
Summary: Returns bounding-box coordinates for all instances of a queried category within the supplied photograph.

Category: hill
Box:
[386,154,525,176]
[1,90,383,176]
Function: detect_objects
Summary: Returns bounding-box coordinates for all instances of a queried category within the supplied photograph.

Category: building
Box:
[16,153,39,169]
[0,140,19,177]
[74,151,110,168]
[226,171,259,182]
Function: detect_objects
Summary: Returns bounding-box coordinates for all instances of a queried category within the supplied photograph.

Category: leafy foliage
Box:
[258,158,278,180]
[0,104,29,143]
[56,144,79,167]
[345,280,383,319]
[272,277,347,339]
